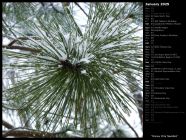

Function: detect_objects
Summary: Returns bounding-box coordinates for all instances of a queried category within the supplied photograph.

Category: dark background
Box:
[143,0,185,139]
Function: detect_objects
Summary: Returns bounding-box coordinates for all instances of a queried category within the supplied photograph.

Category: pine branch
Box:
[3,129,56,138]
[74,2,88,17]
[3,45,41,53]
[2,120,14,129]
[3,126,72,138]
[8,36,40,46]
[3,36,41,53]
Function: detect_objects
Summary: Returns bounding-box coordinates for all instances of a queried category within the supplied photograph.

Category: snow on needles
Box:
[78,53,94,64]
[81,70,87,74]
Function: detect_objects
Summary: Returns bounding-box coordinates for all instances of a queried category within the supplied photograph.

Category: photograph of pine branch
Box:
[2,2,143,138]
